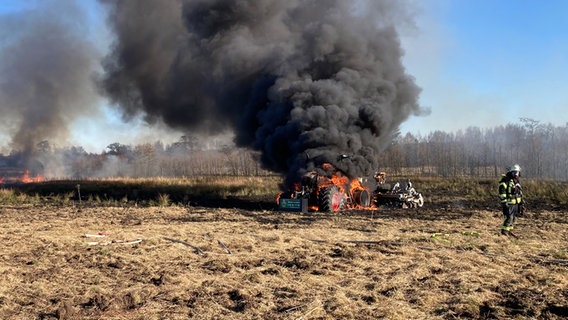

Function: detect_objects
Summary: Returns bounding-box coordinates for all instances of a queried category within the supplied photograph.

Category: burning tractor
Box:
[277,165,424,212]
[277,163,374,212]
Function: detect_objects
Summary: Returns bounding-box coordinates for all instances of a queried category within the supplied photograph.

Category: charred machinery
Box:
[278,163,372,212]
[373,172,424,208]
[277,166,424,212]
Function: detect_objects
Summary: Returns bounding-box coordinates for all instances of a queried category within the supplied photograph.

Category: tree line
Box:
[379,118,568,180]
[4,118,566,181]
[35,138,273,179]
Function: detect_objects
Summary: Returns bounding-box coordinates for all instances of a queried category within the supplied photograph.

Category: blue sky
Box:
[1,0,568,152]
[399,0,568,135]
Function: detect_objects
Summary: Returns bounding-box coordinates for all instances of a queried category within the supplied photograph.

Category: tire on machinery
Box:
[318,186,345,212]
[415,193,424,207]
[408,193,424,208]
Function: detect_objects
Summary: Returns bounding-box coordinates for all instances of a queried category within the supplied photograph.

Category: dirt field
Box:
[0,197,567,319]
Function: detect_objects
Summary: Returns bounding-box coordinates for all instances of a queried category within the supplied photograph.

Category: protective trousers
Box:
[502,203,519,231]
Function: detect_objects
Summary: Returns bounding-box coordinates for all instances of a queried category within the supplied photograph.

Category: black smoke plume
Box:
[0,0,100,155]
[100,0,423,187]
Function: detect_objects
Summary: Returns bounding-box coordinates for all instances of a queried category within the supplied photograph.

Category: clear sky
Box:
[399,0,568,135]
[1,0,568,152]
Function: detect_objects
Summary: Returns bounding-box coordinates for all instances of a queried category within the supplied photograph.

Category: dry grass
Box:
[0,200,566,319]
[10,176,282,206]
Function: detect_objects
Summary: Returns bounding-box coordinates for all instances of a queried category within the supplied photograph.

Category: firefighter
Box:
[498,164,523,238]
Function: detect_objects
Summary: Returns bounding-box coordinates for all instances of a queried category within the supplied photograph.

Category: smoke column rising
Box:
[0,0,101,154]
[100,0,423,186]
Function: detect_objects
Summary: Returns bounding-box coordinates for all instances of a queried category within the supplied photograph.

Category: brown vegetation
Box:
[0,177,566,319]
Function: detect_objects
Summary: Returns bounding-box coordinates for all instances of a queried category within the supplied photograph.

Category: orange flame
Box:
[279,163,376,211]
[21,169,44,183]
[315,165,374,210]
[322,163,335,171]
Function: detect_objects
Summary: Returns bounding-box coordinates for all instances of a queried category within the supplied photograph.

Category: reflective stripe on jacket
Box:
[498,174,522,205]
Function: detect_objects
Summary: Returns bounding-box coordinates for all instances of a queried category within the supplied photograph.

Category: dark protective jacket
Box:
[498,173,522,205]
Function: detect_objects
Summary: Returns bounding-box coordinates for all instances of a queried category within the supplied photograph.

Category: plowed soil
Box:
[0,198,567,319]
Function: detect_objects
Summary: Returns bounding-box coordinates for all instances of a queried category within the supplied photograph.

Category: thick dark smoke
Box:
[100,0,423,186]
[0,0,100,155]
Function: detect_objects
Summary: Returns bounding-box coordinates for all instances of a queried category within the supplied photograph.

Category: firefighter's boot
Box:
[501,229,509,236]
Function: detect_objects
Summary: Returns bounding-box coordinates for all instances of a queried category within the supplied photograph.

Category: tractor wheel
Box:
[353,189,371,207]
[318,186,345,212]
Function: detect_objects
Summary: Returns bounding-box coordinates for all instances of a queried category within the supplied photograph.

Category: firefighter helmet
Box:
[509,164,521,172]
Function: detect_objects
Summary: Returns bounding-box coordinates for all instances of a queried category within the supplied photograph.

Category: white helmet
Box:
[509,164,521,173]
